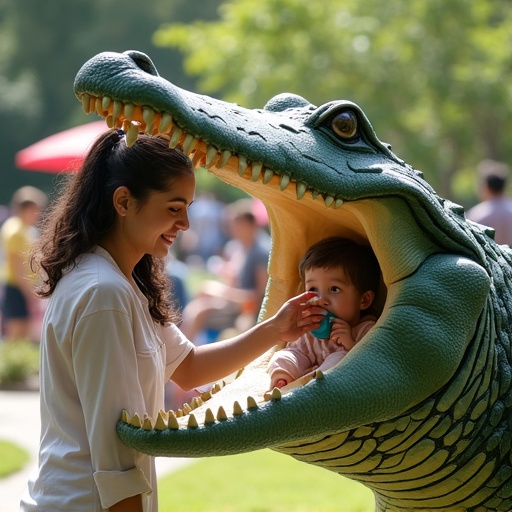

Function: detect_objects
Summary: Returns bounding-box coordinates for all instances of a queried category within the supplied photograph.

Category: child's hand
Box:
[330,318,356,351]
[273,378,288,389]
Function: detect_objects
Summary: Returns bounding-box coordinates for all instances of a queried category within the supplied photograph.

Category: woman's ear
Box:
[112,186,131,216]
[360,290,375,310]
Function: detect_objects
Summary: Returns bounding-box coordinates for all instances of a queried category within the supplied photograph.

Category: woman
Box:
[21,130,323,512]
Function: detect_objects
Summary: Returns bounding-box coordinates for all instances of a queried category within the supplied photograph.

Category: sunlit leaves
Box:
[155,0,512,201]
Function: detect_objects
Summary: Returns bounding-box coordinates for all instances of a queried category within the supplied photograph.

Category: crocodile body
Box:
[74,50,512,511]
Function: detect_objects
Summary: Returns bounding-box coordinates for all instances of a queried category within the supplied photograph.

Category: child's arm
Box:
[172,291,324,391]
[268,336,316,389]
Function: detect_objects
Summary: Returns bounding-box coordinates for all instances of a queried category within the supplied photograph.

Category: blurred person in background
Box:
[466,159,512,246]
[0,186,48,341]
[177,191,227,266]
[180,198,270,343]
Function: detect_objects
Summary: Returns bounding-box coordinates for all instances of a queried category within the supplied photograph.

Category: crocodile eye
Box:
[331,110,358,139]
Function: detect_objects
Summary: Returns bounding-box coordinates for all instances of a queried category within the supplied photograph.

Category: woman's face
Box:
[122,173,196,259]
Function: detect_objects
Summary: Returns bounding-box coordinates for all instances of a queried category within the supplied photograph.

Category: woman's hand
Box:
[270,291,326,342]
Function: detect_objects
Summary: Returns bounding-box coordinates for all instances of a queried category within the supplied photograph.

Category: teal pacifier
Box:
[311,311,335,339]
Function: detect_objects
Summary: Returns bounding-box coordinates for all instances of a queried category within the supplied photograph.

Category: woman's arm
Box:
[109,494,142,512]
[172,291,324,391]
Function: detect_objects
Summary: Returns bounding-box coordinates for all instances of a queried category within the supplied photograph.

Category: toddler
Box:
[269,237,381,389]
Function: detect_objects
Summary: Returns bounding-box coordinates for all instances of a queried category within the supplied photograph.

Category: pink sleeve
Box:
[268,336,317,381]
[353,320,376,343]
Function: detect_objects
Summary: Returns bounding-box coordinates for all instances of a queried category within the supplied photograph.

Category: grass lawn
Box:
[0,439,30,478]
[158,448,375,511]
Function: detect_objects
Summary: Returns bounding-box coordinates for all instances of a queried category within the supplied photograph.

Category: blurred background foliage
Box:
[0,0,223,203]
[1,0,511,207]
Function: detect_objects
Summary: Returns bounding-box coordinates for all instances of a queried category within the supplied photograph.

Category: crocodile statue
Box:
[73,50,512,511]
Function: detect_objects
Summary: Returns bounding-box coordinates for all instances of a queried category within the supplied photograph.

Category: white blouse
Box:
[21,247,194,511]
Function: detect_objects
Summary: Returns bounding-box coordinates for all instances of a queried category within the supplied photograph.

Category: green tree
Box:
[0,0,223,204]
[155,0,512,202]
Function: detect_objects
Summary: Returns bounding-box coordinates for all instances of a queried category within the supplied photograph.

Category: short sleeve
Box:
[94,467,152,509]
[354,320,376,343]
[159,323,195,380]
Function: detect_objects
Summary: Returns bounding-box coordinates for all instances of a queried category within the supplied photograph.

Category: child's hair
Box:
[31,130,194,325]
[299,237,380,295]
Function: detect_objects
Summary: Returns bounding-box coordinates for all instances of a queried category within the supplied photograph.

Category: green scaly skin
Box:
[73,50,512,511]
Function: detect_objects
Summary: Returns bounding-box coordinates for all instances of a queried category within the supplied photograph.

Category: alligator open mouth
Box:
[72,48,484,448]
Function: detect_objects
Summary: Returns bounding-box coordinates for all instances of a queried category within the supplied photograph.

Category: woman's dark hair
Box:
[299,237,381,295]
[31,130,194,325]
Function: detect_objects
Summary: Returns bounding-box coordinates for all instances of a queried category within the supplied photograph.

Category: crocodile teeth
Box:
[238,155,248,176]
[296,182,307,199]
[280,175,291,191]
[80,97,344,220]
[112,100,123,124]
[182,133,198,155]
[124,103,135,120]
[200,390,212,401]
[95,98,104,116]
[211,382,222,394]
[121,409,130,423]
[182,403,192,415]
[159,112,173,133]
[251,162,263,182]
[204,408,216,425]
[131,412,142,428]
[155,412,167,430]
[142,416,153,430]
[315,369,325,380]
[206,145,219,167]
[219,150,232,167]
[263,169,274,184]
[101,96,111,113]
[168,414,179,430]
[217,406,228,421]
[81,93,91,114]
[190,396,203,410]
[126,123,140,147]
[187,414,199,428]
[169,127,183,148]
[247,396,259,410]
[142,106,156,134]
[270,387,282,401]
[324,195,335,207]
[233,401,243,416]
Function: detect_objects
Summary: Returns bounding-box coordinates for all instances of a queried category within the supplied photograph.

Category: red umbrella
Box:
[15,120,109,173]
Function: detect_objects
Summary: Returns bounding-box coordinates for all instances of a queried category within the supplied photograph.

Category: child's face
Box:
[304,266,372,327]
